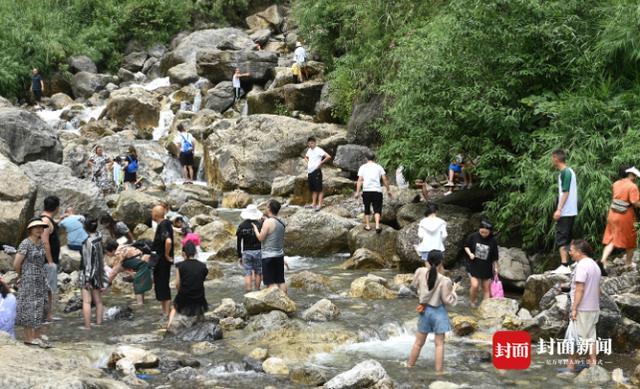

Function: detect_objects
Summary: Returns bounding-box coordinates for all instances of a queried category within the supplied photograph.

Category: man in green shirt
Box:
[552,149,578,274]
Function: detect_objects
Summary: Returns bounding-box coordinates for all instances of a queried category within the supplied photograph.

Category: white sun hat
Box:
[240,204,263,221]
[626,166,640,178]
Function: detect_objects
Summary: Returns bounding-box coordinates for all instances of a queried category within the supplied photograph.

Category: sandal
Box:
[364,226,372,231]
[24,338,52,349]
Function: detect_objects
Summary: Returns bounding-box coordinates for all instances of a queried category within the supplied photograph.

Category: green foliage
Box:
[0,0,207,98]
[294,0,640,250]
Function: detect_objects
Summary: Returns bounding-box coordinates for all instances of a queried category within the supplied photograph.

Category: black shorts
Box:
[33,89,42,101]
[124,171,137,183]
[555,216,575,248]
[262,256,285,286]
[153,258,172,301]
[179,151,194,167]
[362,191,383,215]
[308,169,323,192]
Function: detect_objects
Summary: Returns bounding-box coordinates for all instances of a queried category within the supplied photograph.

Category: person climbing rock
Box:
[232,68,250,101]
[294,42,308,82]
[551,149,578,274]
[354,152,393,233]
[174,124,195,183]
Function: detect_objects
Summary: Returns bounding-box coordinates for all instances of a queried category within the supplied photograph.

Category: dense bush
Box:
[294,0,640,250]
[0,0,263,99]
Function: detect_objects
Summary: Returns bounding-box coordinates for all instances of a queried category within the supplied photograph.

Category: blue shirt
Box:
[59,215,88,247]
[0,294,16,338]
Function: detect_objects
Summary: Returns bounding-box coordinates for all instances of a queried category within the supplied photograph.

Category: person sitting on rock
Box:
[0,277,16,338]
[167,241,208,330]
[105,240,153,305]
[464,220,499,307]
[58,208,88,253]
[444,154,472,195]
[407,250,459,371]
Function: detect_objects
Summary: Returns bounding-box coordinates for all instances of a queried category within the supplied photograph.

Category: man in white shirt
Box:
[294,42,307,82]
[552,149,578,273]
[354,152,393,233]
[304,137,331,211]
[174,123,196,183]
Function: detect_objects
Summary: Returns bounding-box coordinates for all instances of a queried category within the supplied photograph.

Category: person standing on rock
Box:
[237,204,264,292]
[30,68,44,104]
[601,166,640,270]
[253,200,287,293]
[552,149,578,274]
[354,152,393,233]
[304,137,331,211]
[14,218,52,348]
[566,239,601,371]
[58,208,88,253]
[232,68,250,101]
[167,241,208,329]
[105,240,152,305]
[88,145,113,194]
[407,250,459,371]
[40,196,61,323]
[464,220,499,307]
[123,146,139,191]
[152,205,174,317]
[79,216,106,330]
[415,202,447,262]
[174,124,196,184]
[294,42,308,82]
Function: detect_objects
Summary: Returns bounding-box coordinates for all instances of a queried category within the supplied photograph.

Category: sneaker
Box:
[552,264,572,274]
[444,190,453,196]
[444,181,455,187]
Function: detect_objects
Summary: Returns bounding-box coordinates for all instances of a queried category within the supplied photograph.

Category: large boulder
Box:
[521,273,571,310]
[196,220,234,252]
[349,274,397,300]
[108,345,159,369]
[71,72,114,98]
[0,154,36,246]
[196,49,278,84]
[244,287,297,315]
[334,144,371,174]
[203,115,347,193]
[68,55,97,74]
[284,209,356,256]
[174,321,223,342]
[22,161,107,217]
[168,63,199,86]
[613,293,640,323]
[348,224,398,263]
[247,81,324,116]
[0,108,62,164]
[245,5,284,30]
[220,189,252,209]
[522,294,570,340]
[497,247,532,289]
[49,93,74,110]
[601,270,640,295]
[324,359,395,389]
[203,81,235,113]
[478,298,520,320]
[315,82,339,123]
[289,271,334,292]
[395,204,474,269]
[123,51,148,72]
[301,299,340,322]
[347,95,384,145]
[161,28,255,72]
[340,248,387,270]
[598,292,622,336]
[111,191,160,227]
[100,87,161,129]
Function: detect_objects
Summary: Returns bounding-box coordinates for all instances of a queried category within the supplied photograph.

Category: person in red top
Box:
[601,166,640,269]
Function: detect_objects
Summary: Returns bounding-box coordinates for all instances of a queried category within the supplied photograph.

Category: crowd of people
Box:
[0,128,634,377]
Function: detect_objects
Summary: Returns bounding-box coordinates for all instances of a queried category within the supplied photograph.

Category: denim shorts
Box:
[417,304,451,334]
[242,250,262,276]
[449,163,462,173]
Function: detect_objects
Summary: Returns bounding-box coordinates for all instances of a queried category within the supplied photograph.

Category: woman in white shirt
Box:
[415,203,448,261]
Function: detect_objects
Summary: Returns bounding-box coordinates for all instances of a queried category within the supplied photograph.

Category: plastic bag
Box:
[564,319,579,349]
[490,274,504,298]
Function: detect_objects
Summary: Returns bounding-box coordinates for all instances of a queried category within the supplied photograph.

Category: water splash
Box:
[153,106,175,141]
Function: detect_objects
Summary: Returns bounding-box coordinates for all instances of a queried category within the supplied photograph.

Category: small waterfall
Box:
[196,156,206,182]
[37,104,105,133]
[143,76,170,91]
[241,101,248,116]
[193,89,202,112]
[153,104,175,141]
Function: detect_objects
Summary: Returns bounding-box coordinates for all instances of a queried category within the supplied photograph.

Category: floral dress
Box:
[90,154,113,193]
[15,239,48,329]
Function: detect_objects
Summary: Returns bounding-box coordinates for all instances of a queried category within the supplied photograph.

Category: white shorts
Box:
[576,311,599,341]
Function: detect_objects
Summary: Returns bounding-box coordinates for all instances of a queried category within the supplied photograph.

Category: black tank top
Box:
[41,214,60,264]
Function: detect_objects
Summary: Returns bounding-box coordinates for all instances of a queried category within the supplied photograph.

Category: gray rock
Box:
[197,49,278,85]
[71,72,114,98]
[613,317,640,353]
[68,55,97,74]
[22,160,107,217]
[168,366,199,382]
[123,51,148,72]
[175,321,223,342]
[112,190,160,227]
[117,67,135,83]
[614,292,640,322]
[147,44,167,59]
[574,365,610,385]
[49,93,74,110]
[598,292,622,336]
[284,209,356,256]
[244,287,296,315]
[523,294,570,341]
[0,108,62,164]
[250,28,272,46]
[247,81,324,116]
[246,5,284,30]
[347,95,384,145]
[168,63,199,86]
[348,224,398,263]
[334,144,372,174]
[315,81,340,123]
[100,87,160,129]
[301,299,340,322]
[497,247,532,289]
[289,364,330,386]
[324,359,395,389]
[521,273,571,310]
[245,310,289,332]
[602,271,640,295]
[0,153,36,246]
[203,81,235,112]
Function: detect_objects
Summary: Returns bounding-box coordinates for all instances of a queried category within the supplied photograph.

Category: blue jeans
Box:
[417,304,451,334]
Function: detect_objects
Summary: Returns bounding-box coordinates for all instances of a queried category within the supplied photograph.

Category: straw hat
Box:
[240,204,263,221]
[27,218,49,230]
